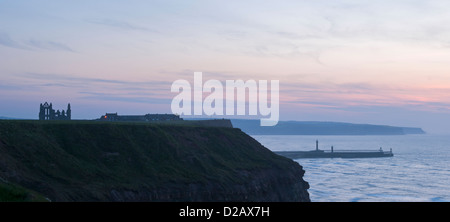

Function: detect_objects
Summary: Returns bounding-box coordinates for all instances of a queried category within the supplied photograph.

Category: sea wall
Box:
[0,120,309,202]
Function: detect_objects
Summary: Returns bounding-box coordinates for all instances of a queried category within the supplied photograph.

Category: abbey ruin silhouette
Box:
[39,102,71,120]
[38,102,181,122]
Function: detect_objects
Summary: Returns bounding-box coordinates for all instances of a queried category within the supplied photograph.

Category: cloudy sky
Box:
[1,0,450,133]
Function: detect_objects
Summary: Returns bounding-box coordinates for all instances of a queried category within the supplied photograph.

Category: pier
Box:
[274,140,394,159]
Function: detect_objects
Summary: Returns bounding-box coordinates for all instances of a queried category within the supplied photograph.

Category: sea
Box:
[251,134,450,202]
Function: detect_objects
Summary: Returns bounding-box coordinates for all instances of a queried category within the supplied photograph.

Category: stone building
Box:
[98,113,181,122]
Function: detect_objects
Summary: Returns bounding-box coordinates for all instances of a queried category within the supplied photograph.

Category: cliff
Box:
[0,120,309,202]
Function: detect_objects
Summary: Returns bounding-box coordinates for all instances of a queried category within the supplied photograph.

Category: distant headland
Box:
[229,119,425,135]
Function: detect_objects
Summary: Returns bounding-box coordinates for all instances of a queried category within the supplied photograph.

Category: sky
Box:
[1,0,450,133]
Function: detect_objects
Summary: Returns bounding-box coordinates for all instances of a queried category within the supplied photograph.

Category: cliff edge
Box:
[0,120,309,202]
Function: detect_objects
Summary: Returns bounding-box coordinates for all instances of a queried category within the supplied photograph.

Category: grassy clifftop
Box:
[0,120,309,201]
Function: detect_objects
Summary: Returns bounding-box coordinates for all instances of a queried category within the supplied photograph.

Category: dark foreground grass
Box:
[0,180,48,202]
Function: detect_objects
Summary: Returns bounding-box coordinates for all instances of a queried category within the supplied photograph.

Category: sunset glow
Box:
[1,1,450,133]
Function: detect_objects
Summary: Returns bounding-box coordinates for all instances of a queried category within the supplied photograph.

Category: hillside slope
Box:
[0,120,309,202]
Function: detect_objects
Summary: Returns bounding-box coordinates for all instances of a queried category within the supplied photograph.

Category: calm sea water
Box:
[251,134,450,202]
